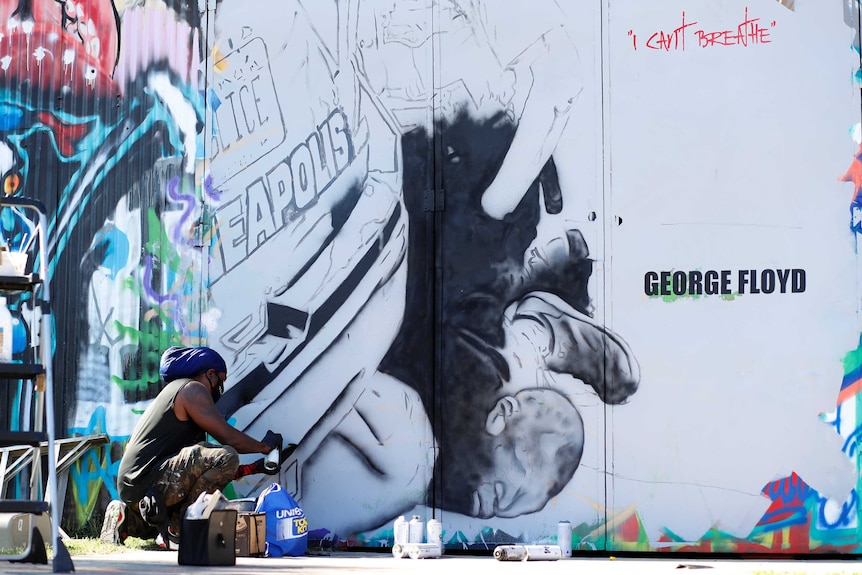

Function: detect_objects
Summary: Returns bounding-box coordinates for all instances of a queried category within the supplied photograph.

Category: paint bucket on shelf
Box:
[557,520,572,557]
[0,297,12,363]
[408,515,423,544]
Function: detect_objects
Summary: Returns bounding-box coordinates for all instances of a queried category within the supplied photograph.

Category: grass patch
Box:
[45,537,163,558]
[62,537,162,555]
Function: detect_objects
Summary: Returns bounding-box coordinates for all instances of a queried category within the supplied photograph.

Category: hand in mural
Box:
[470,8,583,221]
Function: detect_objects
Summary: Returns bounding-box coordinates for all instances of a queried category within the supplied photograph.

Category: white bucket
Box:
[0,250,26,276]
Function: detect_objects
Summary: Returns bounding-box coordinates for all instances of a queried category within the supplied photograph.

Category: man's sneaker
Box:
[99,500,127,545]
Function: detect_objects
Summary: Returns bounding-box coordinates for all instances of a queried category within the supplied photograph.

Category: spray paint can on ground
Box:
[493,545,527,561]
[426,518,443,552]
[494,544,562,561]
[407,543,442,559]
[408,515,424,544]
[558,520,573,557]
[392,516,409,558]
[524,545,563,561]
[391,544,407,559]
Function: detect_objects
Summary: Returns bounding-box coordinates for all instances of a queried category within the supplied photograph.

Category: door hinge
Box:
[423,188,445,212]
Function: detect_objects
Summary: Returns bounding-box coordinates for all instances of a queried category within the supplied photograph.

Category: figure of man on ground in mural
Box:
[280,0,642,537]
[100,346,294,547]
[392,108,639,520]
[373,0,641,523]
[293,108,641,536]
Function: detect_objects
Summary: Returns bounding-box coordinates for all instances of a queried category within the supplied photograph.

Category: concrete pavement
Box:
[4,550,862,575]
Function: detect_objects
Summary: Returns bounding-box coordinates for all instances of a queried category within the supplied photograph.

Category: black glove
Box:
[252,457,280,476]
[261,430,283,452]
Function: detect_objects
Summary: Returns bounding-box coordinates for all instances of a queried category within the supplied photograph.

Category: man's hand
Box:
[252,457,280,475]
[261,430,283,452]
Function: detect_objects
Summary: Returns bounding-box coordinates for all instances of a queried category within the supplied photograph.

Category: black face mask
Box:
[208,373,224,403]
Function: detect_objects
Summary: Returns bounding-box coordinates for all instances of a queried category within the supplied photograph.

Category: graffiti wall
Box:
[0,0,859,555]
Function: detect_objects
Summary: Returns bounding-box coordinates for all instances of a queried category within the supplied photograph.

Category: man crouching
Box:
[101,346,286,547]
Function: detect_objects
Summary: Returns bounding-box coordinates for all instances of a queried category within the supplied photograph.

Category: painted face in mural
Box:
[470,388,584,519]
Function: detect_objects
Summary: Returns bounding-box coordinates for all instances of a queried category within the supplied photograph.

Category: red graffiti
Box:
[35,112,93,158]
[628,8,774,51]
[0,0,119,95]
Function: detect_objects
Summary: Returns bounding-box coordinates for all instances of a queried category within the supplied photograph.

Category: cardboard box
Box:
[235,512,266,557]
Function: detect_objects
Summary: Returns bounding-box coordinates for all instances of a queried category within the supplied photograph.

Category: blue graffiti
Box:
[68,406,131,502]
[816,490,858,530]
[841,424,862,458]
[92,226,131,281]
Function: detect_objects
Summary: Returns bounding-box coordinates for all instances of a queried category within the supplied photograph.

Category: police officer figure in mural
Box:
[100,346,295,547]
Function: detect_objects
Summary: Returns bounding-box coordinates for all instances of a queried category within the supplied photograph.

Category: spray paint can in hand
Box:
[264,447,280,472]
[408,515,423,544]
[558,520,573,557]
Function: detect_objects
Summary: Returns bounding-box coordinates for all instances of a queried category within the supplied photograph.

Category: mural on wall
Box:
[0,0,207,522]
[217,0,639,538]
[0,0,857,556]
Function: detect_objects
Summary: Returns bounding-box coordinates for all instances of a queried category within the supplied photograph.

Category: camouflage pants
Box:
[120,442,239,540]
[155,442,239,535]
[154,442,240,508]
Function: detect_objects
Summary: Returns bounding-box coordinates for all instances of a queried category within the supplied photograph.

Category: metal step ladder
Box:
[0,197,73,572]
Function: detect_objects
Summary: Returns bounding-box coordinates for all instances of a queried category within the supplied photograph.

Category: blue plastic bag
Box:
[254,482,308,557]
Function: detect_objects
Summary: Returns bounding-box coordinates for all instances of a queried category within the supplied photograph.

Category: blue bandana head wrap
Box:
[159,346,227,382]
